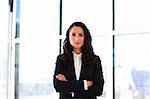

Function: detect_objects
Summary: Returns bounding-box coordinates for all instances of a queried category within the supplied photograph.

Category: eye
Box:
[79,33,84,36]
[72,33,76,36]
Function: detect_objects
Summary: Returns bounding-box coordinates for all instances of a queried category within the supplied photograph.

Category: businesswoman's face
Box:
[69,26,85,53]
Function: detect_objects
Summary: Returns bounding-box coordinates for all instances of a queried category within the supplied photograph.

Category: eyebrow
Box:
[70,32,84,34]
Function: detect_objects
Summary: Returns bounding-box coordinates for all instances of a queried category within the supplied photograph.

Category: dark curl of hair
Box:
[62,22,95,64]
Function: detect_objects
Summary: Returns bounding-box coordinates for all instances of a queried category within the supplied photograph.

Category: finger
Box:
[56,75,59,79]
[58,74,64,77]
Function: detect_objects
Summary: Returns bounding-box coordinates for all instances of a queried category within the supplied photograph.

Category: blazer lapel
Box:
[69,57,77,81]
[79,63,84,80]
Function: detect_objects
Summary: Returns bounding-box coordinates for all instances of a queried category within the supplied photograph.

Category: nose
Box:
[75,36,80,41]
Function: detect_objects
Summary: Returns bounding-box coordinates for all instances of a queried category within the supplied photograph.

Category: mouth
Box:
[75,42,80,44]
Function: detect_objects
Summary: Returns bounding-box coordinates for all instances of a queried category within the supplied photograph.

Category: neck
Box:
[73,48,81,54]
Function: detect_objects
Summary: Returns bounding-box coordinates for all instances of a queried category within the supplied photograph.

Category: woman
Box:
[53,22,104,99]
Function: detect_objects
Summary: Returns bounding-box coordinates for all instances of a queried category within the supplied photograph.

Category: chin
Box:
[74,46,81,49]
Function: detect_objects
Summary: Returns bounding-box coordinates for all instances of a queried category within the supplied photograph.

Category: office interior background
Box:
[0,0,150,99]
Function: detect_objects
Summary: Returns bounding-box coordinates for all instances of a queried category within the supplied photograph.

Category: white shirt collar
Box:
[72,51,82,57]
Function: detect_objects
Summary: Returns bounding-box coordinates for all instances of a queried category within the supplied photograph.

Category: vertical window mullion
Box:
[112,0,115,99]
[59,0,63,54]
[112,0,115,31]
[112,35,115,99]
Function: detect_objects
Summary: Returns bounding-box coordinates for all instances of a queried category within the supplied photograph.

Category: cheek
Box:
[69,37,73,44]
[82,37,85,43]
[81,38,85,45]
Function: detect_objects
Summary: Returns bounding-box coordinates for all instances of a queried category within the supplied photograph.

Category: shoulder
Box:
[56,53,65,60]
[93,55,103,71]
[57,54,64,59]
[93,55,101,64]
[56,53,72,63]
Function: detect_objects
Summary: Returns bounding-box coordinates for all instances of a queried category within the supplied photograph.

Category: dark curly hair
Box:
[63,22,95,64]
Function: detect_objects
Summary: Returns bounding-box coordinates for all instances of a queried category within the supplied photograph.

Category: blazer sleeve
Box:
[53,55,85,93]
[91,56,104,96]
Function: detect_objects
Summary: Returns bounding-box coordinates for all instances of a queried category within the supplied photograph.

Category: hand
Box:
[87,80,93,87]
[56,74,67,82]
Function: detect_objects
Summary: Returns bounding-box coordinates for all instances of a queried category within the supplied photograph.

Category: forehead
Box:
[70,26,84,33]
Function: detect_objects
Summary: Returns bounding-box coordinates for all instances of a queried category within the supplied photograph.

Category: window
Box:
[115,0,150,33]
[4,0,150,99]
[115,33,150,99]
[17,0,59,99]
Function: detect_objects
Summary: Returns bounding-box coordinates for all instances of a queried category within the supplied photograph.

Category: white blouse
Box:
[73,51,82,81]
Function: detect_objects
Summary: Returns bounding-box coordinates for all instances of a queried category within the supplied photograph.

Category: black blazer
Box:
[53,53,104,99]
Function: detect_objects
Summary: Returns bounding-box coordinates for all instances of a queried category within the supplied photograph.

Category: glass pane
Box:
[0,0,8,41]
[62,0,112,36]
[115,0,150,33]
[115,33,150,99]
[92,36,113,99]
[19,0,59,99]
[0,0,9,99]
[0,42,7,99]
[15,0,20,38]
[15,43,19,99]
